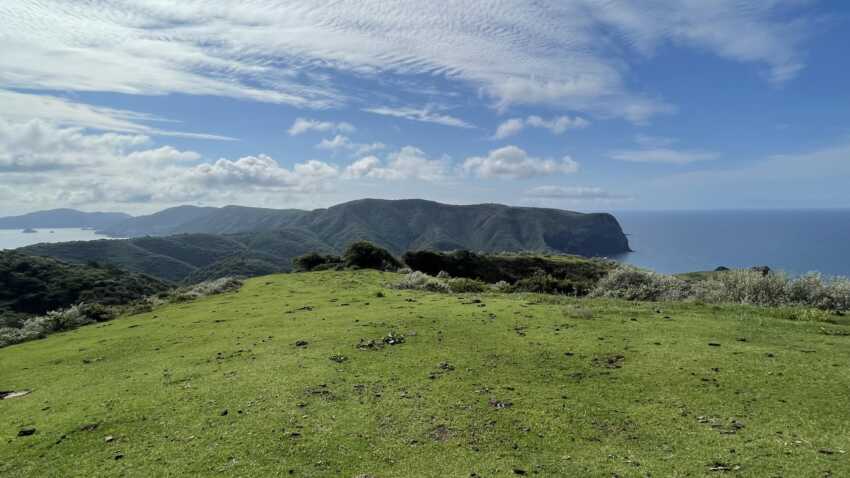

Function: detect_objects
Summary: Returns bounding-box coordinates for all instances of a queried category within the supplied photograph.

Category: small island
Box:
[21,228,37,234]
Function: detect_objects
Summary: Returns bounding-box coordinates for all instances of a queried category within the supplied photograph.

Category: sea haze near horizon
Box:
[0,228,114,250]
[612,209,850,277]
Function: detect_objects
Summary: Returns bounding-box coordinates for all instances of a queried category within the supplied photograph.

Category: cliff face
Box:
[95,199,632,257]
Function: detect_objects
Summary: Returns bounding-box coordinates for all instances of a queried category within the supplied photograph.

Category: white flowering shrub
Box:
[173,277,243,302]
[589,266,691,302]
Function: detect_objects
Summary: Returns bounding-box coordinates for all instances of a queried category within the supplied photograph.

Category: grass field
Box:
[2,270,849,477]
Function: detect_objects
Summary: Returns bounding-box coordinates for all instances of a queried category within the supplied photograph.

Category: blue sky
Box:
[1,1,849,215]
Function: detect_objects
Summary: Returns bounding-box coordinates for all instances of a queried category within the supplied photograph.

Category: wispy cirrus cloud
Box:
[1,1,814,122]
[364,106,474,129]
[525,185,629,200]
[0,89,235,141]
[611,148,718,164]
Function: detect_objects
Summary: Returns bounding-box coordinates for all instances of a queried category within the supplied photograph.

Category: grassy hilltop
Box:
[2,270,849,477]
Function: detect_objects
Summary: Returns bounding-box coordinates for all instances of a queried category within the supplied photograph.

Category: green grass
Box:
[2,270,849,477]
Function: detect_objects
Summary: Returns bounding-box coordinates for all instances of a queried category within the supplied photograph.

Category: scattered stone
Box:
[382,332,405,345]
[431,425,451,442]
[0,390,31,400]
[564,352,574,357]
[79,423,99,432]
[513,469,527,475]
[708,461,740,472]
[329,354,348,363]
[489,399,513,409]
[592,354,625,369]
[105,435,115,443]
[708,342,722,347]
[819,448,836,455]
[295,340,309,347]
[17,427,36,437]
[114,453,124,460]
[220,409,229,416]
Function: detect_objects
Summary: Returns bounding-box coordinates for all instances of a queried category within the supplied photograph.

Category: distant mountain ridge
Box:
[18,199,630,283]
[98,199,629,256]
[0,209,131,230]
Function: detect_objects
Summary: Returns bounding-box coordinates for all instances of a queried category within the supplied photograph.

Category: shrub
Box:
[590,266,691,301]
[447,277,488,293]
[591,266,850,313]
[293,252,343,272]
[514,270,586,295]
[393,271,450,293]
[0,303,118,349]
[173,277,243,302]
[492,280,512,293]
[344,241,401,271]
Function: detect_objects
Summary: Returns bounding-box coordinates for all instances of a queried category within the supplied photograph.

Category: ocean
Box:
[2,211,849,277]
[0,228,115,250]
[612,210,850,277]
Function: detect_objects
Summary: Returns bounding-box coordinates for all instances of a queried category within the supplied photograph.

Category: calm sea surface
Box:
[0,228,115,250]
[2,212,849,277]
[611,210,850,277]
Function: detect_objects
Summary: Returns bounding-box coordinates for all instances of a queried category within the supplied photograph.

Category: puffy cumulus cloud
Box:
[288,118,355,136]
[186,155,338,191]
[525,185,629,200]
[494,115,589,139]
[345,147,447,181]
[0,118,151,172]
[463,146,578,179]
[125,146,201,164]
[610,148,718,164]
[317,135,386,156]
[2,1,813,122]
[0,119,343,213]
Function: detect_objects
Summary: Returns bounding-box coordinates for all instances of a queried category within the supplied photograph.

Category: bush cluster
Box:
[293,252,343,272]
[344,241,402,271]
[591,266,850,312]
[172,277,244,302]
[0,303,116,348]
[1,277,244,349]
[392,271,489,294]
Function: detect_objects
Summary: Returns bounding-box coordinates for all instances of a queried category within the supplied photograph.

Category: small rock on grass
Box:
[17,427,36,437]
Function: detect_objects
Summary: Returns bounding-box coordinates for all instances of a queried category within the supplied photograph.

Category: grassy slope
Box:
[1,271,849,477]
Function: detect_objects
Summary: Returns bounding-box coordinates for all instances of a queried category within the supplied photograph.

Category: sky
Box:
[1,0,849,216]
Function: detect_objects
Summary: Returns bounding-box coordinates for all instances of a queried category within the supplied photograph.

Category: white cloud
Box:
[463,146,579,179]
[316,135,386,156]
[1,2,814,122]
[317,135,354,152]
[611,148,718,164]
[494,115,589,139]
[345,146,447,181]
[288,118,355,136]
[525,185,628,200]
[186,155,337,191]
[0,89,235,140]
[364,105,474,129]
